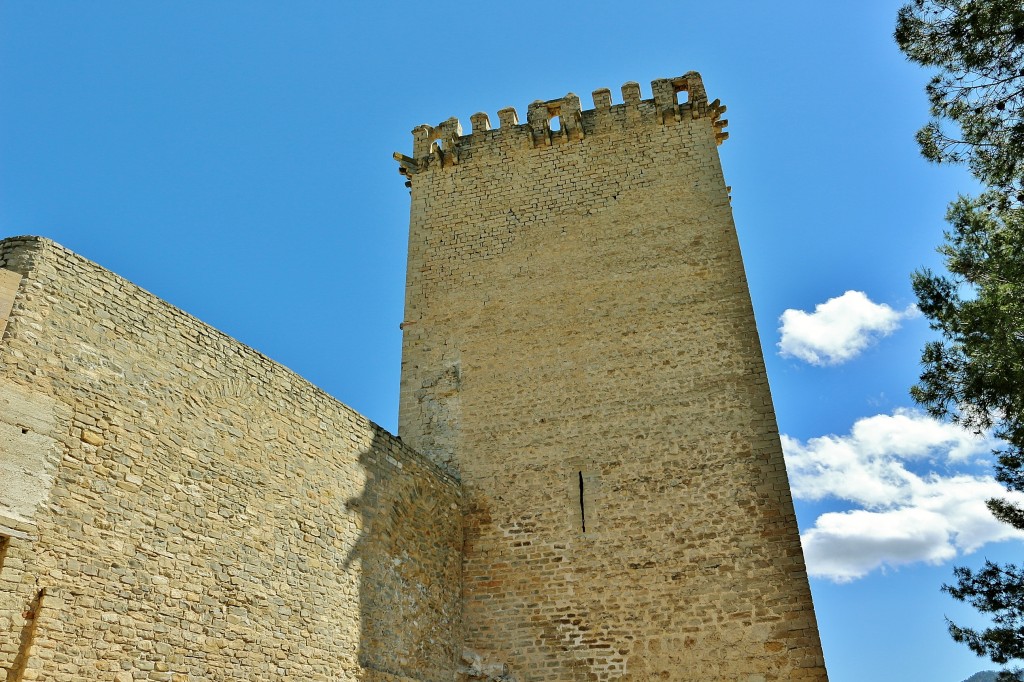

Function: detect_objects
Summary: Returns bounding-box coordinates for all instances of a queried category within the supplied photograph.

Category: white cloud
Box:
[784,409,994,506]
[783,409,1024,582]
[801,508,955,582]
[778,291,918,365]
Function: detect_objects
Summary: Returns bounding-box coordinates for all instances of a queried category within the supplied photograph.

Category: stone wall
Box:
[0,236,462,682]
[398,73,828,680]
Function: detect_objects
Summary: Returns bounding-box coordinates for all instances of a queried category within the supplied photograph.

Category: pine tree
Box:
[895,0,1024,204]
[896,1,1024,678]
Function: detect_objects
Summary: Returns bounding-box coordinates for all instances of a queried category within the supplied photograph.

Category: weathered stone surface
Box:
[398,72,828,680]
[0,237,462,681]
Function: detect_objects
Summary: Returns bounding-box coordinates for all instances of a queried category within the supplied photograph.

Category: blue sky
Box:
[1,2,1017,680]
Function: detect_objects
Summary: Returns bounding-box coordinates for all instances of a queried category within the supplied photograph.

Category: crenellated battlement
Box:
[393,71,728,180]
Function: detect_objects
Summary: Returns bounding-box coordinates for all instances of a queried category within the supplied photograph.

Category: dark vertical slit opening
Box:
[578,471,586,533]
[0,536,9,574]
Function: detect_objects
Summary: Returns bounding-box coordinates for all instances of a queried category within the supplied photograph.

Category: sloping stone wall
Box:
[0,236,462,682]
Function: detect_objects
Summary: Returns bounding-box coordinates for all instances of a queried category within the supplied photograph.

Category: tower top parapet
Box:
[393,71,728,179]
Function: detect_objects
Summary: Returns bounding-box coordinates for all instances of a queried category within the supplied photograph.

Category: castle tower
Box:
[396,73,827,681]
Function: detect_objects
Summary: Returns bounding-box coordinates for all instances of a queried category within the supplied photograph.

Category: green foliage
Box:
[944,560,1024,677]
[911,196,1024,472]
[895,0,1024,202]
[897,0,1024,675]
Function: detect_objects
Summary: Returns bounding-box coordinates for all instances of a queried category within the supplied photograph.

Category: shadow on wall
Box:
[346,429,462,682]
[181,378,463,681]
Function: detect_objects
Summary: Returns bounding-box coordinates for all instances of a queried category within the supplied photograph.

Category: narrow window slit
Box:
[578,471,586,533]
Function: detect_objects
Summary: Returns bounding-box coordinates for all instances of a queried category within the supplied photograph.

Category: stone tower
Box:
[396,72,827,680]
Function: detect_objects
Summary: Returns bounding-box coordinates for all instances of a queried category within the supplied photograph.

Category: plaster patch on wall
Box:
[414,356,462,475]
[0,269,21,341]
[0,382,68,526]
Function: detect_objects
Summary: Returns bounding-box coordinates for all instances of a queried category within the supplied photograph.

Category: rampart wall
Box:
[0,236,462,682]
